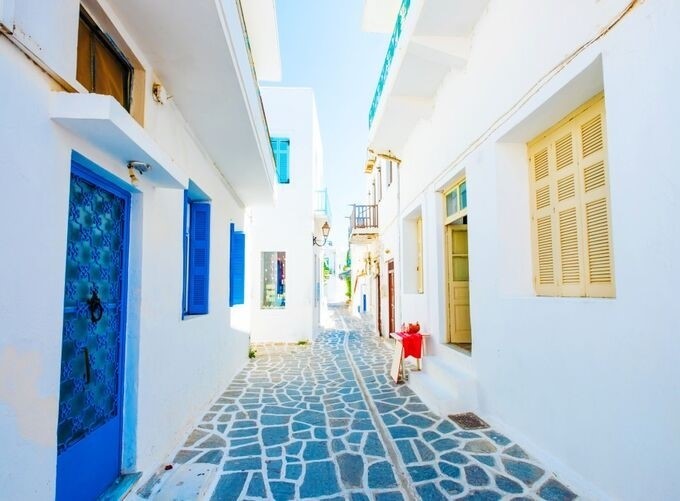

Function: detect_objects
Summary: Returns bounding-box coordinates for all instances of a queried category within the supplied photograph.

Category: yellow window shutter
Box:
[577,100,615,297]
[416,216,424,293]
[530,145,559,295]
[553,128,586,297]
[529,93,614,298]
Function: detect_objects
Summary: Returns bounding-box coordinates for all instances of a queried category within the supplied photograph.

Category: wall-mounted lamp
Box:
[313,222,331,247]
[127,161,151,184]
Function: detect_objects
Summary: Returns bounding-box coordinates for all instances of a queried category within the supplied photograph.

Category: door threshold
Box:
[446,342,472,356]
[99,472,142,501]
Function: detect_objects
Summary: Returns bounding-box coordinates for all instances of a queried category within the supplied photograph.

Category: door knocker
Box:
[87,286,104,324]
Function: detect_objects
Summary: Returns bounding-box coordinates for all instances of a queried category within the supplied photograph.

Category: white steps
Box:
[407,355,478,417]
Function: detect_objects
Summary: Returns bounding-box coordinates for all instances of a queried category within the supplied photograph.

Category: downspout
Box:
[396,158,403,330]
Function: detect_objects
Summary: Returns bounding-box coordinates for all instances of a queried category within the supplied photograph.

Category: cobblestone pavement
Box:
[137,306,577,500]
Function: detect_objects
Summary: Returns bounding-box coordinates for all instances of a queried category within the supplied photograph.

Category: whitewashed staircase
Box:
[407,355,478,417]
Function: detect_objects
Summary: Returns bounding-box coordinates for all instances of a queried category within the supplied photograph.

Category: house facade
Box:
[0,0,282,498]
[248,87,330,343]
[353,0,680,499]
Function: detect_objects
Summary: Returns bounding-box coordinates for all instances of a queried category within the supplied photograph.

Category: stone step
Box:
[407,356,478,417]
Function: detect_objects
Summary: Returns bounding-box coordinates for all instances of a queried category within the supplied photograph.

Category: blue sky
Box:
[273,0,389,248]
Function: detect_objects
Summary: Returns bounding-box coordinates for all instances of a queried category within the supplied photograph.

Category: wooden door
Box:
[446,225,471,344]
[387,260,395,334]
[376,273,382,336]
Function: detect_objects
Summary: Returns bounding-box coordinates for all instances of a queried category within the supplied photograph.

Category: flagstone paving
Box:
[136,306,577,500]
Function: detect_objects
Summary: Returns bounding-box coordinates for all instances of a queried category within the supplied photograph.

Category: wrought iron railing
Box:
[350,204,378,232]
[368,0,411,129]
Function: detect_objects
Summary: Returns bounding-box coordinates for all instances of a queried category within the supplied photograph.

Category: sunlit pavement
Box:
[135,306,576,500]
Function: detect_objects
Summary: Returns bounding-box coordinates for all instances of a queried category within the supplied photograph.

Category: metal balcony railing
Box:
[350,204,378,232]
[368,0,412,129]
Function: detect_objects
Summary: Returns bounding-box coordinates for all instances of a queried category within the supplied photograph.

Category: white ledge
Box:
[50,92,187,189]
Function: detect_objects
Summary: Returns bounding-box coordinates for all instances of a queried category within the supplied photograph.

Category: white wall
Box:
[0,3,257,496]
[372,0,680,498]
[248,87,323,343]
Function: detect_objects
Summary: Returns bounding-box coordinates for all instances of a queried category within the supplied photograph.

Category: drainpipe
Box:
[396,157,403,330]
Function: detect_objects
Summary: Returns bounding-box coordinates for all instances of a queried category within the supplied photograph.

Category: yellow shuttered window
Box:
[416,217,424,293]
[528,94,615,298]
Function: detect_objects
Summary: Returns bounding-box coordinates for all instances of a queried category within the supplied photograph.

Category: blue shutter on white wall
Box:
[279,140,290,183]
[188,203,210,314]
[271,138,290,184]
[229,223,246,306]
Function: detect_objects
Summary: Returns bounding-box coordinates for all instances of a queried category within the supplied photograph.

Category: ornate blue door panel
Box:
[56,160,130,501]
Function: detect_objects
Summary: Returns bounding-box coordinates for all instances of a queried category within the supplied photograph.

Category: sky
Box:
[271,0,389,252]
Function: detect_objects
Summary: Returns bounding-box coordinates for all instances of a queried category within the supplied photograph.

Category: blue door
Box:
[56,160,130,500]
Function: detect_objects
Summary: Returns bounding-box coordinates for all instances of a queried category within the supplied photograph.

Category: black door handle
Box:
[87,286,104,324]
[83,348,91,384]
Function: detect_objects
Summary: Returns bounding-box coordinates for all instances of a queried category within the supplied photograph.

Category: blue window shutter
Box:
[271,138,290,184]
[230,225,246,306]
[188,202,210,314]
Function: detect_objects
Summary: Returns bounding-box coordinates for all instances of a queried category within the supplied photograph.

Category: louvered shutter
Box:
[188,203,210,314]
[279,139,290,183]
[229,223,246,306]
[271,138,290,184]
[530,143,559,295]
[553,126,586,297]
[529,94,614,298]
[577,102,614,297]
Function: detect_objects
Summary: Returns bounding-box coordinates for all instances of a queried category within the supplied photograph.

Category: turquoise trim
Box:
[368,0,411,128]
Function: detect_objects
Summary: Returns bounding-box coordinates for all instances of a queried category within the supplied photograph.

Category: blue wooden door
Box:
[56,162,130,500]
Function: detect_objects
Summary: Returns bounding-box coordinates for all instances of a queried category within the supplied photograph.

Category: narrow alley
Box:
[136,306,575,501]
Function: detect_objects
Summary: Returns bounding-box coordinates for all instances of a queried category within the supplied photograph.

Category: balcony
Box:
[368,0,411,129]
[349,204,379,244]
[366,0,489,156]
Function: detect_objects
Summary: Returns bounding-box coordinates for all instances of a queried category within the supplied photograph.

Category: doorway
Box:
[56,159,130,500]
[446,223,471,351]
[387,259,395,334]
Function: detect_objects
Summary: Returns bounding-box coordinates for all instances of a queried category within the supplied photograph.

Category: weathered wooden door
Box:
[56,160,130,500]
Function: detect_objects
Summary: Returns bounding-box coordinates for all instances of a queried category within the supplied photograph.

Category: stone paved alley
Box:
[135,306,577,500]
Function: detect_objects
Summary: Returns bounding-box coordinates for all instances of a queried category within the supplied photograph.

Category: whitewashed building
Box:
[248,86,330,343]
[354,0,680,499]
[0,0,282,498]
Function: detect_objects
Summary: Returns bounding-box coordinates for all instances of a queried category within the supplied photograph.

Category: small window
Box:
[229,223,246,306]
[386,160,394,187]
[183,192,211,316]
[262,252,286,308]
[376,167,383,202]
[444,178,467,223]
[528,94,614,298]
[271,138,290,184]
[77,9,133,110]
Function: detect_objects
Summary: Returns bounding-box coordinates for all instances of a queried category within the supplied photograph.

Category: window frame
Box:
[261,251,286,309]
[444,177,468,225]
[77,8,133,111]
